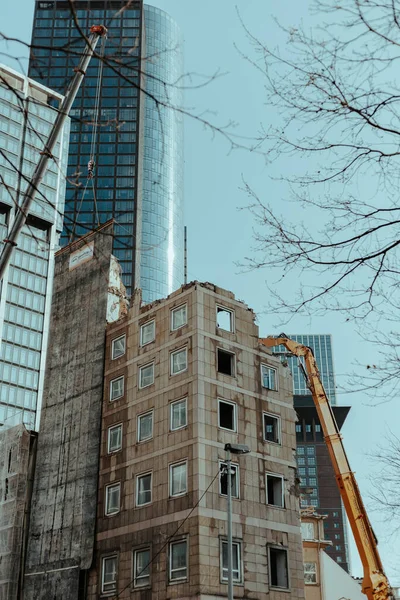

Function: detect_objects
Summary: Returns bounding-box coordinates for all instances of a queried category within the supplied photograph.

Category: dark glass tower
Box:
[273,334,351,572]
[29,1,184,300]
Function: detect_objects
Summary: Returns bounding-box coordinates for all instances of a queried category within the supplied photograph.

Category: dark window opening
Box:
[217,349,235,376]
[218,400,236,431]
[264,414,281,444]
[266,474,284,507]
[269,547,289,589]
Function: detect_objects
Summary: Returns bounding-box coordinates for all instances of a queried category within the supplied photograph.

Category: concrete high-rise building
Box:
[24,280,306,600]
[29,0,184,301]
[0,64,70,431]
[272,334,351,571]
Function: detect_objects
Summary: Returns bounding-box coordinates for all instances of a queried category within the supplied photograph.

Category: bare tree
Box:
[369,431,400,533]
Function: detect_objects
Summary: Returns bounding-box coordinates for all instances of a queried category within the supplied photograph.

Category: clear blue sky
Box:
[1,0,399,584]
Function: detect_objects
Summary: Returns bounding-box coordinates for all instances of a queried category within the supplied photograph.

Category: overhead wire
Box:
[111,467,222,599]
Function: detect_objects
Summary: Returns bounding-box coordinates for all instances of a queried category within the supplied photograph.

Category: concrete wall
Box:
[87,281,305,600]
[0,424,33,600]
[23,224,126,599]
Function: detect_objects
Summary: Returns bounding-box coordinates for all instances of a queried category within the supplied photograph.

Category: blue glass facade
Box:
[29,1,184,301]
[0,65,70,430]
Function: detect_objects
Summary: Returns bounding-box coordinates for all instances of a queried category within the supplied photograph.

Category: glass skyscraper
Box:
[0,64,70,430]
[29,0,184,301]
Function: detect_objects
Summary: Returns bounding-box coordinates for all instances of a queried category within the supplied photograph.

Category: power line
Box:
[111,467,222,599]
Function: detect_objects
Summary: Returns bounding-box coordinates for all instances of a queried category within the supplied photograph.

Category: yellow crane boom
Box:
[259,335,392,600]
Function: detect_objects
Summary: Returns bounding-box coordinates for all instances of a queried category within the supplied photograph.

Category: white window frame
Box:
[110,376,124,401]
[219,461,239,498]
[263,412,282,445]
[137,410,153,442]
[136,472,152,506]
[218,398,237,432]
[107,423,122,453]
[133,547,151,588]
[111,334,126,359]
[169,460,188,497]
[105,482,121,516]
[216,305,235,332]
[170,398,187,431]
[260,363,278,392]
[101,554,118,595]
[169,538,188,582]
[171,304,187,331]
[268,546,289,590]
[140,320,155,347]
[304,562,317,584]
[261,363,278,391]
[265,472,285,508]
[217,347,236,377]
[170,347,188,376]
[221,539,242,583]
[139,362,154,389]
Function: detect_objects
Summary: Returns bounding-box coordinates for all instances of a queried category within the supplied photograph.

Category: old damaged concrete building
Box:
[88,282,305,600]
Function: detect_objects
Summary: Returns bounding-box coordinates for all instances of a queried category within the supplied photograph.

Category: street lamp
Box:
[223,443,250,600]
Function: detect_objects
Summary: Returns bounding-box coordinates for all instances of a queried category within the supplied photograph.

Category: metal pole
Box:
[0,26,106,281]
[226,449,234,600]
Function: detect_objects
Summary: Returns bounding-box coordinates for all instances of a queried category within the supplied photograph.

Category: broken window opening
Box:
[217,306,234,332]
[266,473,284,507]
[263,413,281,444]
[217,349,235,376]
[269,547,289,589]
[218,399,236,431]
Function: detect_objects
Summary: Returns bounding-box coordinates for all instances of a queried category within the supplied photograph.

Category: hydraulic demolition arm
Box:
[259,335,392,600]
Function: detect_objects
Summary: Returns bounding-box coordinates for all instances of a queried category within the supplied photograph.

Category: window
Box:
[133,548,150,588]
[105,483,121,515]
[266,473,284,507]
[171,347,188,375]
[219,462,239,498]
[335,545,342,551]
[333,523,340,529]
[171,304,187,330]
[137,411,153,442]
[336,556,343,563]
[169,539,188,581]
[217,349,235,376]
[297,446,305,455]
[263,413,281,444]
[102,555,117,594]
[334,534,341,540]
[136,473,152,506]
[308,477,317,486]
[170,398,187,430]
[308,458,316,466]
[261,364,277,390]
[268,547,289,589]
[295,423,302,433]
[297,457,305,466]
[112,335,126,359]
[140,320,155,346]
[108,424,122,453]
[298,467,306,476]
[307,446,315,455]
[301,522,315,540]
[216,306,234,332]
[315,424,321,432]
[308,467,316,475]
[221,540,241,583]
[305,424,312,433]
[139,363,154,388]
[170,461,188,497]
[110,376,124,401]
[304,562,317,584]
[218,399,237,431]
[332,511,339,517]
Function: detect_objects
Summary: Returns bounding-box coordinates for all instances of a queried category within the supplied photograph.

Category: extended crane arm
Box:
[0,25,107,281]
[259,335,392,600]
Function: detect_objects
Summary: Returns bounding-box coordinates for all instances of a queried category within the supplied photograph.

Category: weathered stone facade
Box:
[88,282,305,600]
[23,223,127,600]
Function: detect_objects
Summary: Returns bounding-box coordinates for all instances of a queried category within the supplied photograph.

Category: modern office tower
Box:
[24,223,127,600]
[0,64,69,431]
[29,1,184,301]
[272,334,351,571]
[85,282,305,600]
